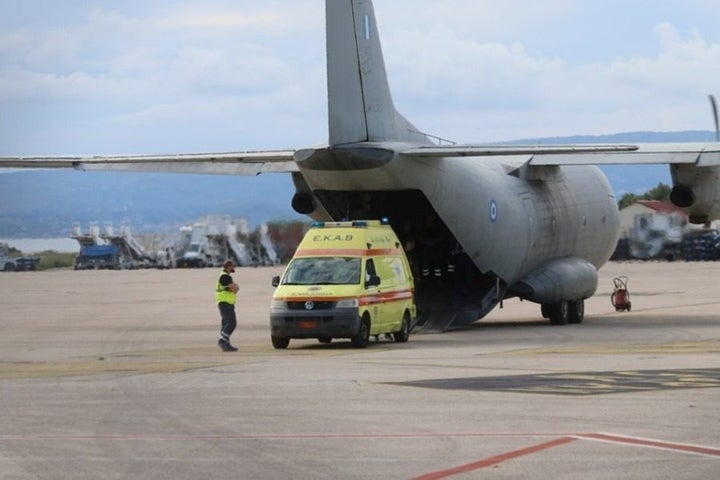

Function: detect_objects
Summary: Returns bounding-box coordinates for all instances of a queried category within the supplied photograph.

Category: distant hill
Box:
[0,130,715,238]
[0,170,305,237]
[510,130,715,144]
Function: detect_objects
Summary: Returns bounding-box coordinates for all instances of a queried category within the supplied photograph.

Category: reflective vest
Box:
[215,270,236,305]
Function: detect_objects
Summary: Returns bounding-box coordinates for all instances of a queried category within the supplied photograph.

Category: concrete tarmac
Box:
[1,261,719,479]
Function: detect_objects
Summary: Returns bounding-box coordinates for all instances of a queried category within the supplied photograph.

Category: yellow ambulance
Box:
[270,219,416,349]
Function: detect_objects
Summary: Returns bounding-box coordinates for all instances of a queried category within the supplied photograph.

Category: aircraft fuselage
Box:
[294,143,619,322]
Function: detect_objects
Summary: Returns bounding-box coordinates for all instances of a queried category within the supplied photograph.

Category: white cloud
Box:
[1,0,719,152]
[382,11,720,141]
[159,12,281,30]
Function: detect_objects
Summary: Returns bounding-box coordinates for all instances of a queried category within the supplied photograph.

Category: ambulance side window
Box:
[389,258,404,284]
[375,257,399,289]
[365,259,380,288]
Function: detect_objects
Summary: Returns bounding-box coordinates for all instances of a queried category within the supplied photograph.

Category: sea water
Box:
[0,238,79,253]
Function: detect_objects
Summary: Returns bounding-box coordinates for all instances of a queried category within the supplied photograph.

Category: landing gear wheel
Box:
[351,316,370,348]
[393,312,411,343]
[271,336,290,349]
[568,299,585,324]
[548,300,569,325]
[318,337,332,344]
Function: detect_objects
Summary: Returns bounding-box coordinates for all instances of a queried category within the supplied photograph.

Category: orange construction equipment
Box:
[611,276,632,312]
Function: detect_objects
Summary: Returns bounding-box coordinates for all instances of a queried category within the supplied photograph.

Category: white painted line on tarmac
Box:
[577,432,720,458]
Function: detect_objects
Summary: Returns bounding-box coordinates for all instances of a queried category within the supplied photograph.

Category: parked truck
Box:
[74,245,120,270]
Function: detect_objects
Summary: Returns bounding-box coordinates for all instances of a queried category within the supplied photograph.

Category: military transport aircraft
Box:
[2,0,720,330]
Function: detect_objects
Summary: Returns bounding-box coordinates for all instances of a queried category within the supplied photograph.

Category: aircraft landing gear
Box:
[546,300,569,325]
[542,299,584,325]
[568,299,584,324]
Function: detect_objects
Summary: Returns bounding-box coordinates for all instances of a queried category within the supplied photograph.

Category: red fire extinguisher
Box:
[610,276,631,312]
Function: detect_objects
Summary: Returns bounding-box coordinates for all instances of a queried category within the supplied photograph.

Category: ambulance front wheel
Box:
[271,336,290,349]
[394,311,411,343]
[351,315,370,348]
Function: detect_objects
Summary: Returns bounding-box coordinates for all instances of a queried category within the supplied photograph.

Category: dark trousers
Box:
[218,302,237,339]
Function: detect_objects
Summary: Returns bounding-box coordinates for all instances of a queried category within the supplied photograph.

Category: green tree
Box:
[0,242,22,256]
[645,182,671,201]
[618,182,671,209]
[618,192,639,210]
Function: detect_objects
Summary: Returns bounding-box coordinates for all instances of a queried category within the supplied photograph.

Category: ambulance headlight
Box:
[335,298,358,308]
[270,299,286,310]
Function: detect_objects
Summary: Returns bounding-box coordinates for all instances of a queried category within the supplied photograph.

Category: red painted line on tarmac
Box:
[410,436,577,480]
[5,430,719,463]
[578,432,720,458]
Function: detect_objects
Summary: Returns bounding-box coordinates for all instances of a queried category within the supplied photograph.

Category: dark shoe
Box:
[218,338,238,352]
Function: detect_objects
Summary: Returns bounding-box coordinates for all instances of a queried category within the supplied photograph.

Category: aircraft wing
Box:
[401,142,720,167]
[0,150,299,175]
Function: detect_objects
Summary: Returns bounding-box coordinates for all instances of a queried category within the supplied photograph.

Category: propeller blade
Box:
[709,94,719,142]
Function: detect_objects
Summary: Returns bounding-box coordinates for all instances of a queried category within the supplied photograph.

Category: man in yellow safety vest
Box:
[216,260,240,352]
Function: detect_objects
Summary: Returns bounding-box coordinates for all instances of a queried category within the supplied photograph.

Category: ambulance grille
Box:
[286,301,336,310]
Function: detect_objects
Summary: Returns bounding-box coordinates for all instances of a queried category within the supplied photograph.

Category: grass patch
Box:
[35,251,76,270]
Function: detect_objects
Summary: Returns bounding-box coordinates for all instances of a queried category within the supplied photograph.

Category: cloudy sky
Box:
[1,0,720,157]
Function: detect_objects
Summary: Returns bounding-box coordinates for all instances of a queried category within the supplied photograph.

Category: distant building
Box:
[618,200,688,239]
[618,200,688,260]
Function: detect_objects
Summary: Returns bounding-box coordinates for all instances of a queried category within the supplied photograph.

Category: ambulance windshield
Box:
[282,257,361,285]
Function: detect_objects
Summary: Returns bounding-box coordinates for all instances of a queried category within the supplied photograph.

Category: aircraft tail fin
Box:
[326,0,424,145]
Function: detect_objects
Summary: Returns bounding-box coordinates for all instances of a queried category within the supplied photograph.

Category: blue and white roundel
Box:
[489,200,498,223]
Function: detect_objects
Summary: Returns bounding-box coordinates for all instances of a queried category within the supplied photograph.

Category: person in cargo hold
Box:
[216,260,240,352]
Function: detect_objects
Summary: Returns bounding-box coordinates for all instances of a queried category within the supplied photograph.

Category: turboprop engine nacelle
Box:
[511,257,598,304]
[290,171,319,215]
[670,164,720,224]
[291,192,316,215]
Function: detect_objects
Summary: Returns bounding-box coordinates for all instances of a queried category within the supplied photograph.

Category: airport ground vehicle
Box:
[14,257,38,271]
[74,245,120,270]
[270,220,416,349]
[1,248,16,271]
[0,245,39,272]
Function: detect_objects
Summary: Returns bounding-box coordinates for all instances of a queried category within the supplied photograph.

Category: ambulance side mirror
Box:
[365,275,380,288]
[272,276,280,287]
